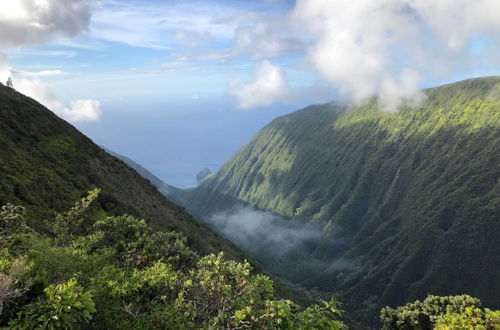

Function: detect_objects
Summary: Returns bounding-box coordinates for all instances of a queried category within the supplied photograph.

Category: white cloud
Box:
[13,75,101,122]
[0,0,101,123]
[379,69,425,112]
[0,0,92,47]
[0,56,100,123]
[60,99,101,122]
[408,0,500,51]
[289,0,500,108]
[229,60,292,109]
[17,78,101,122]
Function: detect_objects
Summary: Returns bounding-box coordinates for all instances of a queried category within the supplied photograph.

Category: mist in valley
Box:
[209,205,354,285]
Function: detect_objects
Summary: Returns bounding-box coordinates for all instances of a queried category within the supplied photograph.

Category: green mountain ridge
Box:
[0,83,245,260]
[101,147,185,204]
[175,77,500,326]
[0,81,356,329]
[0,76,498,329]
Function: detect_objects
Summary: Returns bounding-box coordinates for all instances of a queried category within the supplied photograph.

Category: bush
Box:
[0,255,32,316]
[381,294,499,329]
[1,192,347,329]
[435,307,500,329]
[9,279,95,329]
[92,215,197,269]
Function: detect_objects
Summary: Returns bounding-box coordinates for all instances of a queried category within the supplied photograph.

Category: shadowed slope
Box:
[0,84,247,260]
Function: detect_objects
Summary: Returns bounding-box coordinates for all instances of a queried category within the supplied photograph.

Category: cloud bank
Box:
[291,0,500,109]
[209,206,352,280]
[210,206,323,259]
[230,0,500,110]
[0,0,100,122]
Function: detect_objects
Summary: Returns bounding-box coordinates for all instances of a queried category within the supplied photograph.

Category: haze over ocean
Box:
[1,0,498,186]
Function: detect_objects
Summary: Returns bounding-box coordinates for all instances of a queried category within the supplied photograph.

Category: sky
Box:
[0,0,499,187]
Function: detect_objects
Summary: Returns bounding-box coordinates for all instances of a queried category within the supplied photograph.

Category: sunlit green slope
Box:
[179,77,500,325]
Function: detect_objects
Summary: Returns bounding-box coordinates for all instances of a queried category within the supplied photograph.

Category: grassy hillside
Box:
[0,83,246,260]
[178,77,500,325]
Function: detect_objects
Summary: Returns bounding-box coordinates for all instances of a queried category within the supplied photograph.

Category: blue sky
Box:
[0,0,499,186]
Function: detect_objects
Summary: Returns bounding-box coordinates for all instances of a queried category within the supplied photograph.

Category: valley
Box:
[0,0,499,326]
[169,77,500,326]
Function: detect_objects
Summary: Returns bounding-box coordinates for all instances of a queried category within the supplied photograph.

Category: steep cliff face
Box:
[178,77,500,324]
[0,83,246,260]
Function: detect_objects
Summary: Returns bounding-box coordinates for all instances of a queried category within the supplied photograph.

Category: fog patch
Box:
[209,205,354,282]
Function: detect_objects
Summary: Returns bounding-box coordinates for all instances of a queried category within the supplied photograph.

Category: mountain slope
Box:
[177,77,500,325]
[0,84,246,260]
[101,147,184,201]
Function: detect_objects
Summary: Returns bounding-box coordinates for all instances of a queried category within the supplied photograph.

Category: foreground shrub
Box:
[435,307,500,329]
[0,191,348,329]
[381,294,499,329]
[9,279,95,329]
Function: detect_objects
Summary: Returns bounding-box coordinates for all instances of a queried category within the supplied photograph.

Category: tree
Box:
[6,77,13,89]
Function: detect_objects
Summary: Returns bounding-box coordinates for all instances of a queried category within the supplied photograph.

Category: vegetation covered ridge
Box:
[0,83,245,260]
[176,76,500,326]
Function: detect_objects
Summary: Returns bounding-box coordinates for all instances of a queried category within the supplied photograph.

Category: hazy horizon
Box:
[1,0,499,187]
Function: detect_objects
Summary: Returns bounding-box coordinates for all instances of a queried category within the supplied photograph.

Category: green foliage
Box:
[92,214,197,269]
[175,252,275,328]
[0,204,27,235]
[295,299,346,329]
[52,188,101,242]
[434,307,500,329]
[0,191,347,329]
[0,255,32,316]
[10,279,95,330]
[380,294,499,329]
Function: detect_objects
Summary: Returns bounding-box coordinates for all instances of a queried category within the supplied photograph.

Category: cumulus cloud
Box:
[229,60,292,109]
[0,0,92,47]
[0,0,100,123]
[290,0,500,109]
[0,57,101,123]
[13,74,101,122]
[60,100,101,122]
